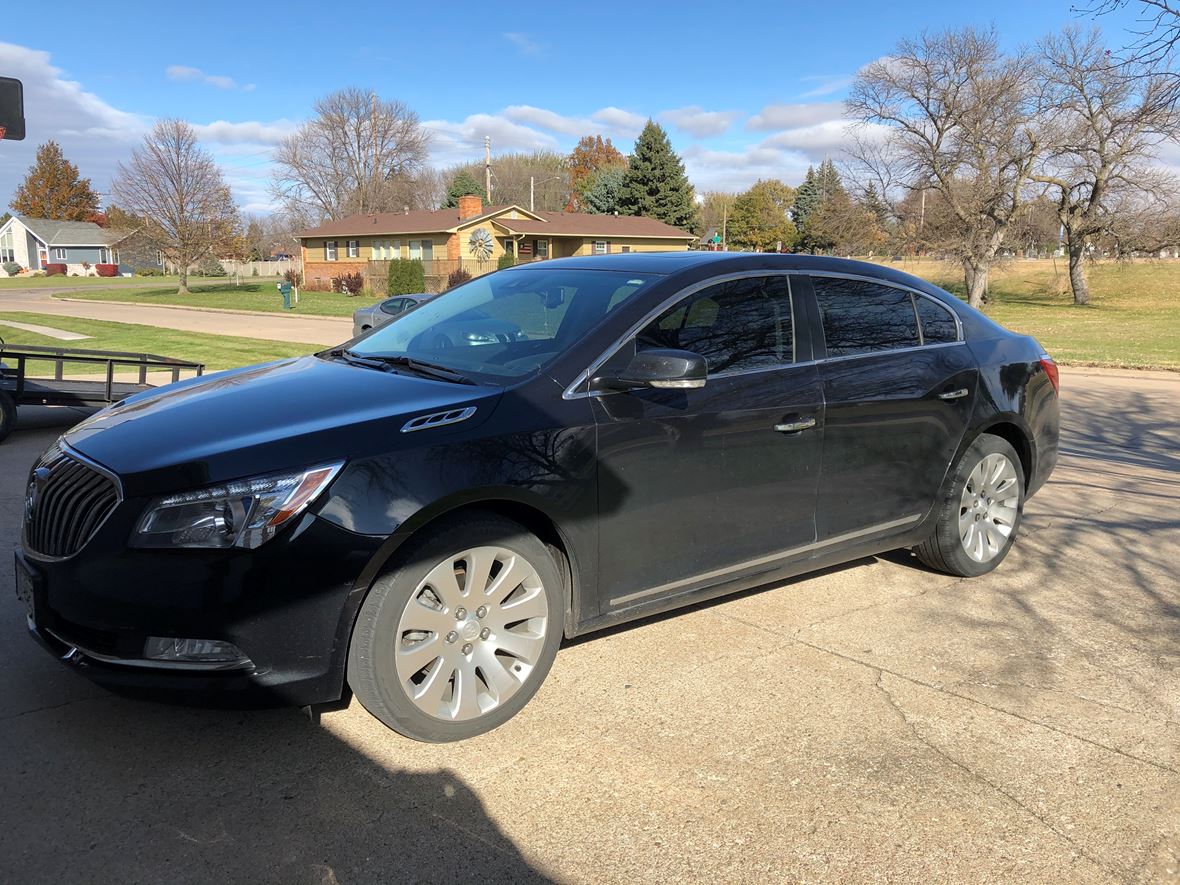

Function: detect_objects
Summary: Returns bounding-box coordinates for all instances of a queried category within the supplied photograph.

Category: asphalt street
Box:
[0,368,1176,884]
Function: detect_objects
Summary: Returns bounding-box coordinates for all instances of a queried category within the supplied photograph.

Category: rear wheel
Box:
[347,513,563,742]
[0,391,16,444]
[914,434,1025,577]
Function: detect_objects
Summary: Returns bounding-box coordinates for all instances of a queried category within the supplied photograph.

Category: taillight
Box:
[1039,355,1059,394]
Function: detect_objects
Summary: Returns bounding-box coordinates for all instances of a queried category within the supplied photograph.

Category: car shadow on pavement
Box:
[0,423,554,885]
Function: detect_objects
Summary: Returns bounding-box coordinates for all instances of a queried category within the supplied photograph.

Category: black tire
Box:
[0,390,16,444]
[347,513,564,742]
[914,433,1025,577]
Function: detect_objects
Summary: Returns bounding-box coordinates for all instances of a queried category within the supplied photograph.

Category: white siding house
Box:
[0,216,123,275]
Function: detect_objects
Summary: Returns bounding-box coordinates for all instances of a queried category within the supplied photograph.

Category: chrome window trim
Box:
[21,440,125,564]
[563,270,800,400]
[609,513,923,607]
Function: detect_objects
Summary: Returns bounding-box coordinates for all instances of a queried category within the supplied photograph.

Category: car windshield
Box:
[345,268,656,382]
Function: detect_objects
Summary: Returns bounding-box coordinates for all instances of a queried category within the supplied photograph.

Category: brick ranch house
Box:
[296,195,697,292]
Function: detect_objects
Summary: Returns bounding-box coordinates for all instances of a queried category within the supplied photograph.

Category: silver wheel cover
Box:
[959,452,1020,563]
[394,546,549,721]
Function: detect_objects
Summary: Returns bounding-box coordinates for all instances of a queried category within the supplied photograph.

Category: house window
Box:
[325,241,338,261]
[409,240,421,260]
[535,239,549,259]
[99,248,111,264]
[420,240,433,263]
[347,240,359,258]
[621,246,632,253]
[0,229,14,264]
[53,247,68,260]
[592,241,608,255]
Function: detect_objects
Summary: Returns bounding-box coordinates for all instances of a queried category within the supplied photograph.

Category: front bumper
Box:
[18,511,384,707]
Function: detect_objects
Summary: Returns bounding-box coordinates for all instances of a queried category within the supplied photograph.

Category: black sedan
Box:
[16,253,1059,742]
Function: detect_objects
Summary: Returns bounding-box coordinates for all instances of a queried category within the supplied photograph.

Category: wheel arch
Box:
[352,491,580,639]
[975,418,1035,491]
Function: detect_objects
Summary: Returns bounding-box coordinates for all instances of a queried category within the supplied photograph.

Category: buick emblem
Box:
[25,466,51,523]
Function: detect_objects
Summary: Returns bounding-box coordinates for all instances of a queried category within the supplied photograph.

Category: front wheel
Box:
[347,513,563,742]
[914,434,1025,577]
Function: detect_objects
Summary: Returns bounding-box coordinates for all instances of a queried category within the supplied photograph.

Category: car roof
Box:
[502,252,950,297]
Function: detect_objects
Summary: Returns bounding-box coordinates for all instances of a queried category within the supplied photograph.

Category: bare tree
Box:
[848,28,1041,307]
[112,119,239,295]
[1034,26,1179,303]
[271,88,431,222]
[445,151,570,212]
[1084,1,1180,69]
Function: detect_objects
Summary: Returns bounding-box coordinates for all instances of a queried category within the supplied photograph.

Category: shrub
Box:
[387,258,425,296]
[95,263,118,277]
[331,272,365,295]
[446,268,472,290]
[45,263,67,276]
[81,261,92,274]
[497,254,516,270]
[283,268,302,287]
[251,266,259,276]
[134,266,161,276]
[196,254,227,277]
[2,261,20,277]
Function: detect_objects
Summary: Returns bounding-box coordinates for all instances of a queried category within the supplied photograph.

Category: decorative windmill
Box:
[467,228,494,261]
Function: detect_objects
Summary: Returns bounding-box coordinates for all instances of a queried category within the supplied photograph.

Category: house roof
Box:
[15,216,121,247]
[492,211,696,239]
[297,206,521,238]
[297,206,696,240]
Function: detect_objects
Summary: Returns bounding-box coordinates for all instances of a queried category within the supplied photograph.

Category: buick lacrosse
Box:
[17,253,1059,741]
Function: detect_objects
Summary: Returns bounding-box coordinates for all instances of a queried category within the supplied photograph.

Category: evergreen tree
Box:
[582,167,626,215]
[11,141,100,220]
[618,121,698,230]
[791,167,819,233]
[442,170,488,208]
[794,160,847,252]
[861,182,890,227]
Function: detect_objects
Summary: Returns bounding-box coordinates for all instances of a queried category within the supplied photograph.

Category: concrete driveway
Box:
[0,285,351,346]
[0,370,1176,884]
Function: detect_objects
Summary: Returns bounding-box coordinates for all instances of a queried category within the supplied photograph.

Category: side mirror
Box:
[0,78,25,141]
[593,348,707,392]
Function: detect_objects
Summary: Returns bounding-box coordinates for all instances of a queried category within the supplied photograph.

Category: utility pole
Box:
[722,202,728,251]
[484,136,492,203]
[919,187,926,234]
[369,91,378,215]
[530,176,535,213]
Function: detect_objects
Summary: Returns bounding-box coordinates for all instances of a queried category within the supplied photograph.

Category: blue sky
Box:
[0,0,1148,214]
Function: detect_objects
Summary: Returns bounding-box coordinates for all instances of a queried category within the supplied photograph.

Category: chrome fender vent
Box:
[401,406,477,433]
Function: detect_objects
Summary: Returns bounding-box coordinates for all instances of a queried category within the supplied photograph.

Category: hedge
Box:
[45,263,67,276]
[95,264,119,277]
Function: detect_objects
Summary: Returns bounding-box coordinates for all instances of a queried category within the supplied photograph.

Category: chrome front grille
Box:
[24,444,120,558]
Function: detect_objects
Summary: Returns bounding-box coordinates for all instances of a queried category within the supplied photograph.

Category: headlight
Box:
[464,331,497,343]
[133,462,343,549]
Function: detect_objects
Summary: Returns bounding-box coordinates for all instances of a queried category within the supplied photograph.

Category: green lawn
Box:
[0,274,223,289]
[52,281,368,316]
[0,312,314,371]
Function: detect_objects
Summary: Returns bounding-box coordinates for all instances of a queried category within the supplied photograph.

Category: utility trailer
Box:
[0,340,204,443]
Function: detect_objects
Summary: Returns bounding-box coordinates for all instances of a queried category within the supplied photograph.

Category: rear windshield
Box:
[349,268,656,382]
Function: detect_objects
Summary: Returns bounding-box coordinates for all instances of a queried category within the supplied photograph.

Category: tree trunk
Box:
[963,259,988,309]
[1067,236,1090,306]
[177,265,189,296]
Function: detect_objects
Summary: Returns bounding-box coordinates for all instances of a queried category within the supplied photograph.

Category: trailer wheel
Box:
[0,391,15,444]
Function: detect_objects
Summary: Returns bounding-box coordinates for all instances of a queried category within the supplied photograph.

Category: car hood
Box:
[64,355,501,495]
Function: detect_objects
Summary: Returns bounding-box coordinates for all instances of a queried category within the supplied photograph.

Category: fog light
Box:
[143,637,251,667]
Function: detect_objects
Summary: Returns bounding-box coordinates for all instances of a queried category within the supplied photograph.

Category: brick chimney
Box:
[457,194,483,220]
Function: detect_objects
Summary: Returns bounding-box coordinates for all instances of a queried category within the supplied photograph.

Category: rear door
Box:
[801,274,977,542]
[591,273,824,611]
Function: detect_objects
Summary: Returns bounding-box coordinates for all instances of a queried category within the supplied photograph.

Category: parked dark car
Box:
[16,253,1059,742]
[352,293,432,337]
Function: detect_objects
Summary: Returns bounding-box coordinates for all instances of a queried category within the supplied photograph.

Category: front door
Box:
[591,274,823,612]
[802,274,977,541]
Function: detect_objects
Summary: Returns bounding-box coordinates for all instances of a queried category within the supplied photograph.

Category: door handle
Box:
[938,388,970,401]
[774,417,817,433]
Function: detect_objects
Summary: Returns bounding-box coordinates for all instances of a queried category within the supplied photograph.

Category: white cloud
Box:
[192,119,297,145]
[423,113,559,168]
[503,32,541,56]
[591,107,645,137]
[747,101,846,132]
[660,105,739,138]
[797,74,854,99]
[501,105,645,141]
[166,64,253,92]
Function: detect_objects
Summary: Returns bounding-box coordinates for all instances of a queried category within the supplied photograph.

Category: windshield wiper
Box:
[325,348,390,371]
[358,354,477,385]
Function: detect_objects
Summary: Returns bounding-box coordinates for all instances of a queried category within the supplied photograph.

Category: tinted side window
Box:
[636,276,793,373]
[812,277,919,357]
[915,296,959,344]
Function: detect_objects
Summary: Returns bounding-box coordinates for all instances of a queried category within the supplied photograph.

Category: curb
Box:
[51,296,353,324]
